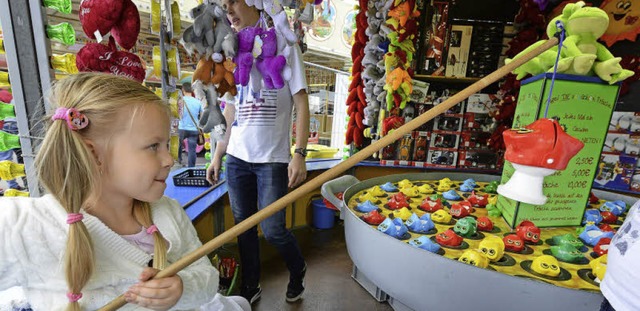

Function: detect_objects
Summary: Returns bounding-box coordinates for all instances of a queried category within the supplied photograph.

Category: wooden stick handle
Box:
[99,37,558,311]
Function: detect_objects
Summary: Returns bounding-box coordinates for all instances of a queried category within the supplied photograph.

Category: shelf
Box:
[413,74,481,84]
[592,183,640,197]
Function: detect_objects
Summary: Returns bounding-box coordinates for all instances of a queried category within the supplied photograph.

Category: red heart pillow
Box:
[111,0,140,50]
[79,0,124,39]
[0,89,12,103]
[76,38,145,82]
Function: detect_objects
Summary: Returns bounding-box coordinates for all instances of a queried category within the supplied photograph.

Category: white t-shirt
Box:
[226,42,307,164]
[600,199,640,311]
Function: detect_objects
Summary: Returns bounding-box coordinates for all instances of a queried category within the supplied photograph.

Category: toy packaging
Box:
[458,150,502,170]
[463,112,495,132]
[433,116,463,132]
[422,1,449,76]
[427,149,458,168]
[445,25,473,78]
[460,131,492,149]
[430,132,460,149]
[412,131,430,167]
[410,80,431,104]
[594,152,637,191]
[608,111,640,133]
[466,93,498,114]
[396,134,415,163]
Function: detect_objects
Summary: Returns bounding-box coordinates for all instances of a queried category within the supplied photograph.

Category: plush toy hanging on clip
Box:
[497,118,584,205]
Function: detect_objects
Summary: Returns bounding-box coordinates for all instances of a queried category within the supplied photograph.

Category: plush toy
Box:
[234,26,262,86]
[79,0,140,50]
[210,3,235,59]
[255,28,287,89]
[76,37,145,82]
[110,0,140,50]
[192,80,226,141]
[79,0,124,40]
[0,90,12,104]
[507,1,634,84]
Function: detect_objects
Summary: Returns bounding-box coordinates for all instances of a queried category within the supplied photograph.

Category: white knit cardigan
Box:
[0,195,219,310]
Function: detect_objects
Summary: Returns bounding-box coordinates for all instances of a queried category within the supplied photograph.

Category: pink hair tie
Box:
[66,292,83,302]
[146,225,159,234]
[52,107,89,130]
[66,213,84,224]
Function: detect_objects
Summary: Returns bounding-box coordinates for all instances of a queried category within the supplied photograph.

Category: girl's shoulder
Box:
[0,194,66,225]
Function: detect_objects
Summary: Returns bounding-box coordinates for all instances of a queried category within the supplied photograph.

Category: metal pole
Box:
[0,0,54,197]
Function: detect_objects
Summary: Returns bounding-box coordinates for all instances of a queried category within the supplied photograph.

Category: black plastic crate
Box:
[172,169,211,187]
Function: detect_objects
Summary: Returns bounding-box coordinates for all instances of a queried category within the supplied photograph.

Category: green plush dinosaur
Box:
[506,1,633,85]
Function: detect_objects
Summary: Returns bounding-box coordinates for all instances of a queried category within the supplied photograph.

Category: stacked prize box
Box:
[421,1,450,76]
[395,133,415,166]
[444,24,473,78]
[412,131,431,167]
[598,112,640,191]
[466,22,505,78]
[594,152,637,191]
[458,93,501,170]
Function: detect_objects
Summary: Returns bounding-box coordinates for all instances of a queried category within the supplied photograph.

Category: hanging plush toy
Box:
[76,37,146,82]
[497,119,584,205]
[599,0,640,46]
[79,0,140,50]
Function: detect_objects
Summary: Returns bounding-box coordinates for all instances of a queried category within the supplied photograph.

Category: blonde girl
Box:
[0,73,248,311]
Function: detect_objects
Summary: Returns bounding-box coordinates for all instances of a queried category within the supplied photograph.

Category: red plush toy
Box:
[79,0,140,50]
[76,37,145,82]
[110,0,141,50]
[0,89,12,103]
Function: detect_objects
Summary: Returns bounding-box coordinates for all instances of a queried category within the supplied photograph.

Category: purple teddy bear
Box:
[233,27,287,89]
[234,26,261,87]
[255,28,286,89]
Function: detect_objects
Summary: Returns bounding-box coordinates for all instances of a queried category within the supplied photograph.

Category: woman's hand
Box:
[125,268,183,311]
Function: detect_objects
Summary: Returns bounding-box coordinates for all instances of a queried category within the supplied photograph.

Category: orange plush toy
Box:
[193,57,237,98]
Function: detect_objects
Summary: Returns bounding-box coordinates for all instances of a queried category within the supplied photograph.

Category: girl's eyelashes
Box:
[148,143,159,151]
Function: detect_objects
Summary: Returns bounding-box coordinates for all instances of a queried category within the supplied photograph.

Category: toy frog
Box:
[507,1,634,84]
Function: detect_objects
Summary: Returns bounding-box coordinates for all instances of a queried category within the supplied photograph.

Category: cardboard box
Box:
[445,25,473,77]
[433,116,464,132]
[410,80,431,104]
[608,111,640,133]
[427,149,458,168]
[396,134,414,161]
[497,74,620,228]
[458,150,501,169]
[603,132,630,154]
[430,132,460,149]
[463,112,495,131]
[466,93,498,114]
[412,131,430,166]
[460,131,492,149]
[593,152,637,191]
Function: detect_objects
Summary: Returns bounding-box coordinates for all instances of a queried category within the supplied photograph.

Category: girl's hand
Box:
[125,268,183,311]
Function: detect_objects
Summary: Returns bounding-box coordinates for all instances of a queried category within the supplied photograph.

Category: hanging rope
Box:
[544,20,566,118]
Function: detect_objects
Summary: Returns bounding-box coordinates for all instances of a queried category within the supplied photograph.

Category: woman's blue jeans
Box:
[225,154,305,289]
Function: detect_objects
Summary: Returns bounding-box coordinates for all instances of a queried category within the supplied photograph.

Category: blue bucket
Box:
[311,199,335,229]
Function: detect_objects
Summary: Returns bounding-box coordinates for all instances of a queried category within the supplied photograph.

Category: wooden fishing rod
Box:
[99,36,559,310]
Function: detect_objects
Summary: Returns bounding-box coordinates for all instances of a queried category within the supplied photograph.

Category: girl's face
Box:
[221,0,260,31]
[99,104,173,203]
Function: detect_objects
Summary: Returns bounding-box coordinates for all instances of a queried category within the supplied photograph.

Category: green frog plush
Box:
[506,1,633,84]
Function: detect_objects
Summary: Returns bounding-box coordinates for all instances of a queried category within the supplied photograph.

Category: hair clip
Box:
[146,225,159,234]
[52,107,89,130]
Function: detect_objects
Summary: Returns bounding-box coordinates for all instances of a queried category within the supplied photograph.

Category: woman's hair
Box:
[34,73,170,310]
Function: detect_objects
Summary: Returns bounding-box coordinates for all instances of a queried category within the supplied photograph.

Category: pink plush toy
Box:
[255,28,286,89]
[0,90,12,103]
[234,26,262,86]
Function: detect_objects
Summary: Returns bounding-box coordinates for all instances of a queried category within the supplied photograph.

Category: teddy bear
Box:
[255,28,287,89]
[234,26,262,87]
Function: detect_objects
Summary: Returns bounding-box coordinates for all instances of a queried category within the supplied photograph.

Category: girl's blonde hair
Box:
[34,73,170,310]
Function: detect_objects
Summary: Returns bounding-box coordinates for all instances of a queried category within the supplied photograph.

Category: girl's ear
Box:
[83,139,103,168]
